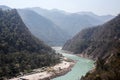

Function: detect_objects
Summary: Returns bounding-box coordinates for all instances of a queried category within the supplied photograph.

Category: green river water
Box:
[52,47,94,80]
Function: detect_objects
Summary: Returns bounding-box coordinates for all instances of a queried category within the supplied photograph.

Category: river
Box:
[52,47,94,80]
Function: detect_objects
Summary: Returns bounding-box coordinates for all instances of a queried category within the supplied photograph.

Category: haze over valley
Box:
[0,0,120,80]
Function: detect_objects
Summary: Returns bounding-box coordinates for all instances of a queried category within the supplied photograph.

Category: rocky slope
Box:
[63,14,120,59]
[80,14,120,80]
[63,14,120,80]
[81,48,120,80]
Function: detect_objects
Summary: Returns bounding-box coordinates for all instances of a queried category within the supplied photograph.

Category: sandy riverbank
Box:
[10,58,76,80]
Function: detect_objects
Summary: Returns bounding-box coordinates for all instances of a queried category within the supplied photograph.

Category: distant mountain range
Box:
[17,9,70,46]
[0,5,11,10]
[0,5,119,80]
[0,9,52,54]
[0,5,70,46]
[77,11,114,22]
[0,5,114,46]
[31,7,114,36]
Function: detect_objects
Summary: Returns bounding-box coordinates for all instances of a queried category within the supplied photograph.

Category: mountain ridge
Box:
[62,13,120,80]
[0,5,11,10]
[18,9,70,46]
[0,9,60,79]
[31,7,114,36]
[63,14,120,59]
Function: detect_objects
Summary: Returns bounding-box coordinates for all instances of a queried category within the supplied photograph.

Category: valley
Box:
[52,47,94,80]
[10,47,94,80]
[0,1,119,80]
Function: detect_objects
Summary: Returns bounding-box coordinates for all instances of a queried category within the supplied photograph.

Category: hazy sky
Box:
[0,0,120,15]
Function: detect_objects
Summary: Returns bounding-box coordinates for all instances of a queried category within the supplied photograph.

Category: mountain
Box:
[18,9,70,46]
[77,11,114,22]
[0,9,60,79]
[63,14,120,80]
[63,14,120,59]
[80,15,120,79]
[81,15,120,80]
[81,50,120,80]
[0,5,11,10]
[0,9,51,53]
[31,8,114,36]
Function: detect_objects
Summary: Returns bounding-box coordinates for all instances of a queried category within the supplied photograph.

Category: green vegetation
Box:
[63,14,120,59]
[0,9,61,79]
[0,9,52,54]
[80,15,120,80]
[74,40,90,54]
[81,51,120,80]
[63,13,120,80]
[0,52,61,79]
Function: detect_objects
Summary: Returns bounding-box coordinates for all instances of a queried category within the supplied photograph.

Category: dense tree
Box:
[0,52,61,79]
[63,14,120,59]
[0,9,61,79]
[78,15,120,80]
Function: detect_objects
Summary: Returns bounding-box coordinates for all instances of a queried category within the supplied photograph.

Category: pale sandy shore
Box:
[10,59,75,80]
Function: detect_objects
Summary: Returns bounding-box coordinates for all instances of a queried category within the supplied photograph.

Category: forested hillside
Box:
[63,14,120,80]
[0,9,61,79]
[81,50,120,80]
[63,14,120,59]
[81,14,120,80]
[31,8,114,36]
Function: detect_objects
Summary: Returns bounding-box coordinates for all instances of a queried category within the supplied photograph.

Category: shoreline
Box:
[60,49,96,71]
[61,48,95,61]
[75,54,96,61]
[10,58,76,80]
[47,61,76,80]
[10,47,94,80]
